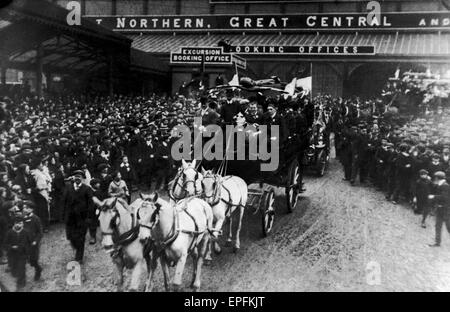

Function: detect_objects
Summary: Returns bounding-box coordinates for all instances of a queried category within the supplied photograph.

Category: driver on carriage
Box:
[244,100,263,126]
[219,89,245,124]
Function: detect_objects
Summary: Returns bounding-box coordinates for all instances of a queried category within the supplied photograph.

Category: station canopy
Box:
[129,32,450,62]
[0,0,131,74]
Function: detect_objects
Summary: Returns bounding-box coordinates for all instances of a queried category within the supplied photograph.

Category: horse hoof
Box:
[233,247,240,253]
[172,285,180,292]
[224,240,233,247]
[191,285,200,292]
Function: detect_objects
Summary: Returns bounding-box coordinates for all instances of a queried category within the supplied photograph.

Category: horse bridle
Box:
[170,167,200,200]
[137,200,162,232]
[202,173,221,206]
[99,198,120,237]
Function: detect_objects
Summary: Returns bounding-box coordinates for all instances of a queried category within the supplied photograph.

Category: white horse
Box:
[168,159,203,204]
[97,197,150,292]
[137,192,213,292]
[201,168,248,254]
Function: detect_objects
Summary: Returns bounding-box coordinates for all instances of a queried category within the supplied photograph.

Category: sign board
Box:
[170,46,232,65]
[230,45,375,55]
[232,54,247,70]
[86,12,450,32]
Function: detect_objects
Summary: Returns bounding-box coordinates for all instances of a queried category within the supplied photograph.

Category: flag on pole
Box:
[229,62,239,88]
[229,74,239,87]
[284,77,297,95]
[296,76,312,95]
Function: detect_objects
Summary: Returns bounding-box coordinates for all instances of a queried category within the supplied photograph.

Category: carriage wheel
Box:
[317,149,328,177]
[261,189,275,237]
[286,158,300,213]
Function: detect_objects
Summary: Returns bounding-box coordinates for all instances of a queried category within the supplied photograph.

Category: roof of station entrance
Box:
[129,32,450,61]
[0,0,132,74]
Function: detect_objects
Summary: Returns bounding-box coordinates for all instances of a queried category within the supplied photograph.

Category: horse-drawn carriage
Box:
[223,145,302,237]
[95,76,306,292]
[201,80,304,236]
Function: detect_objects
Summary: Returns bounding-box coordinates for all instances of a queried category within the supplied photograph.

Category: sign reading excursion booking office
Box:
[86,12,450,32]
[171,47,232,65]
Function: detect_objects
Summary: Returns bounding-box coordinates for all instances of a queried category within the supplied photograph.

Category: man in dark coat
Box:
[412,169,432,227]
[62,170,94,263]
[244,101,263,126]
[4,214,32,289]
[429,171,450,247]
[142,135,157,186]
[220,95,244,124]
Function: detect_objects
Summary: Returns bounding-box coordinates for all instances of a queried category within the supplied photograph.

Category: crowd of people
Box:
[334,95,450,247]
[0,77,449,290]
[0,89,206,289]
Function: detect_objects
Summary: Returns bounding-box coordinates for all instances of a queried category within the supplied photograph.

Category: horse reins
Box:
[169,167,202,201]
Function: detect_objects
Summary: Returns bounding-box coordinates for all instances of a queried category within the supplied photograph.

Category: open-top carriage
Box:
[219,141,302,237]
[201,79,304,236]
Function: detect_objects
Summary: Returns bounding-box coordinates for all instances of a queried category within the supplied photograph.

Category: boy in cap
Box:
[4,214,32,289]
[428,171,450,247]
[412,169,432,227]
[22,201,43,280]
[428,153,446,178]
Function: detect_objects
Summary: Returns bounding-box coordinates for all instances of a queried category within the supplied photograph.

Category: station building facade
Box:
[55,0,450,97]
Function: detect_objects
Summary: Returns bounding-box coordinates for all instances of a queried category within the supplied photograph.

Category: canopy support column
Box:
[108,53,114,97]
[36,44,43,97]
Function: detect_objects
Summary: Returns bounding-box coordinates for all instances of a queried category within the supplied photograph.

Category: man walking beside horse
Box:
[63,170,94,263]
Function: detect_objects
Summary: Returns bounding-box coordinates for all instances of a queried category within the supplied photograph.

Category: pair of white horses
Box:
[96,159,248,292]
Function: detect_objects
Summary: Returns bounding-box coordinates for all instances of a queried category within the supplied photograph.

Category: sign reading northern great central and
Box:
[85,12,450,32]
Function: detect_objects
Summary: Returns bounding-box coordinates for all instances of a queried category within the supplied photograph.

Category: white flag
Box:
[296,76,312,93]
[284,78,297,96]
[229,73,239,87]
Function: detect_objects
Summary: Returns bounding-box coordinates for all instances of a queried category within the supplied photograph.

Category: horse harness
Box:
[100,198,143,259]
[169,167,202,201]
[202,175,245,216]
[140,197,213,255]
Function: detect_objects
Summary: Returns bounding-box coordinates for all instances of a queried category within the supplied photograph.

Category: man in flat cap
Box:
[412,169,432,227]
[428,171,450,247]
[62,170,94,263]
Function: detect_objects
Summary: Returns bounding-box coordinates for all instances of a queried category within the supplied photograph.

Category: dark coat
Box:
[220,101,243,124]
[62,183,94,222]
[414,177,432,203]
[431,182,450,208]
[23,214,43,243]
[4,228,32,256]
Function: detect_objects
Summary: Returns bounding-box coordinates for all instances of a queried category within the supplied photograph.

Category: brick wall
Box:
[85,0,113,15]
[180,0,210,15]
[116,0,144,15]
